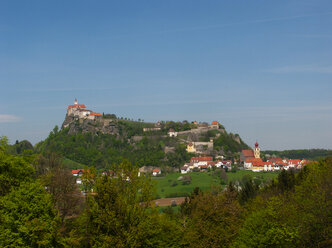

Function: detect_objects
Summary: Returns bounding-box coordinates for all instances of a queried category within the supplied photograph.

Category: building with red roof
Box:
[240,149,255,163]
[67,99,102,120]
[209,121,220,129]
[190,156,213,163]
[152,168,161,176]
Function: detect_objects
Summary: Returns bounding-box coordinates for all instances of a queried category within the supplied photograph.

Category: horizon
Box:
[1,0,332,150]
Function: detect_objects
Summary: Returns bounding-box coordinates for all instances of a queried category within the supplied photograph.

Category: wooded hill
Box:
[34,119,249,170]
[262,149,332,161]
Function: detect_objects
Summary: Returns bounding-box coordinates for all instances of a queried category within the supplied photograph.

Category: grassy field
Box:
[63,158,87,170]
[153,169,279,198]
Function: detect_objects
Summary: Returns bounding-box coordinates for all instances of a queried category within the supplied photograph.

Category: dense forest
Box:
[262,149,332,161]
[1,136,331,247]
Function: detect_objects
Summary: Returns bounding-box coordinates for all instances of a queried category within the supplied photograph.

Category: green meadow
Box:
[153,169,279,198]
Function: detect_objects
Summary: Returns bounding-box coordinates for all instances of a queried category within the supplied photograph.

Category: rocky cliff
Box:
[61,114,119,136]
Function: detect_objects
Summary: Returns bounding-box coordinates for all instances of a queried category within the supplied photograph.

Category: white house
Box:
[181,166,190,174]
[168,128,178,137]
[152,168,161,176]
[215,161,223,168]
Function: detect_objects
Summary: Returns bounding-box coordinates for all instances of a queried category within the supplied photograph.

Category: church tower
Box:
[74,98,78,105]
[254,141,260,159]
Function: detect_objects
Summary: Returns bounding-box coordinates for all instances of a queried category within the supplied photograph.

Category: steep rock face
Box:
[62,114,119,136]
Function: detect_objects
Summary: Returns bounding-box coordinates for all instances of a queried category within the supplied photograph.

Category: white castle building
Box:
[67,98,102,120]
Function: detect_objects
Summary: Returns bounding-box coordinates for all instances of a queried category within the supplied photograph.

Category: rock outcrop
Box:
[62,114,119,136]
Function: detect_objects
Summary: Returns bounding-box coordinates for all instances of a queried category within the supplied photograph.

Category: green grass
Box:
[153,170,279,198]
[153,171,220,198]
[63,158,86,170]
[226,170,278,182]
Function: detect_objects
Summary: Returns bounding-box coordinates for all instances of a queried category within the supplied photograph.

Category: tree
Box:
[0,137,35,196]
[182,190,244,248]
[0,181,61,247]
[235,159,332,247]
[238,179,257,205]
[83,160,166,247]
[220,168,228,184]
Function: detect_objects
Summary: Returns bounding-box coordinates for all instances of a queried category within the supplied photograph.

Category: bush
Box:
[182,175,192,185]
[171,181,178,187]
[165,192,189,198]
[171,200,177,207]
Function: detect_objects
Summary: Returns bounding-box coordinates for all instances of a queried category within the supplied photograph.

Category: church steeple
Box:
[74,98,78,105]
[254,141,260,159]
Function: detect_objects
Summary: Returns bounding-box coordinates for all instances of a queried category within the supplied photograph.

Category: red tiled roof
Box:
[72,169,89,174]
[211,121,219,125]
[68,104,86,110]
[242,150,255,158]
[153,168,161,172]
[245,158,263,163]
[190,156,213,163]
[90,112,102,116]
[268,158,283,163]
[288,159,301,164]
[252,161,272,167]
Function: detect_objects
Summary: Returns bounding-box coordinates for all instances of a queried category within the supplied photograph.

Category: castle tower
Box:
[254,141,260,159]
[74,98,78,105]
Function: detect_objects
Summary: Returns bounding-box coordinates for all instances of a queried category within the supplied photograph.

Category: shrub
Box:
[182,175,192,185]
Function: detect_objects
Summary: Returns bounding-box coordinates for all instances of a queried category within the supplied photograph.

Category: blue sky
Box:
[1,0,332,150]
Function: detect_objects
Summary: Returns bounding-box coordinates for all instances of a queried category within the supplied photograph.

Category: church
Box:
[240,141,260,163]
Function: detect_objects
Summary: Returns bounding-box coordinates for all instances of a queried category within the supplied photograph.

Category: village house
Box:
[152,168,161,176]
[186,142,196,153]
[240,149,255,163]
[72,169,89,184]
[168,128,178,137]
[181,166,190,174]
[190,156,213,167]
[244,158,263,170]
[138,166,161,177]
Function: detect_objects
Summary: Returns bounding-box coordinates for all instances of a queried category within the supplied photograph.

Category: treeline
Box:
[263,149,332,161]
[1,136,331,247]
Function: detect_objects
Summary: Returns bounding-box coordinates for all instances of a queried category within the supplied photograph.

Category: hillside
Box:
[35,114,249,170]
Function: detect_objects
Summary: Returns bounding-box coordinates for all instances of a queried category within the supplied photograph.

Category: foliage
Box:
[7,139,34,155]
[0,181,61,247]
[36,128,167,169]
[82,160,183,247]
[0,137,35,196]
[263,149,332,161]
[213,132,249,153]
[38,153,84,222]
[235,159,332,247]
[182,190,244,248]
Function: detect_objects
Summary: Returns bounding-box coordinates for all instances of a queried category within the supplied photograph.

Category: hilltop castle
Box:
[67,98,102,120]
